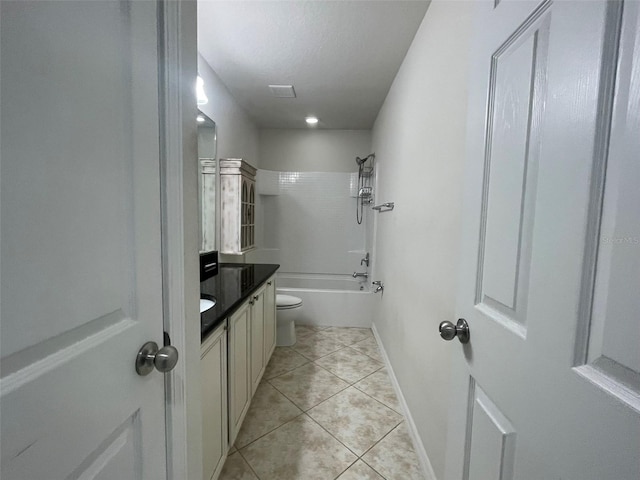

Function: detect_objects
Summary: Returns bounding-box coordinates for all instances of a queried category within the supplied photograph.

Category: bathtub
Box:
[276,273,376,328]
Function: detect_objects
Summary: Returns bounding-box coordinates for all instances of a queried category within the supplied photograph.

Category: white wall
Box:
[371,2,473,478]
[198,53,260,167]
[259,129,371,172]
[250,129,373,273]
[197,53,260,262]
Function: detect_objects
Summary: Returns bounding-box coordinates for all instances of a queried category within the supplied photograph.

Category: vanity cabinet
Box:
[202,271,277,464]
[201,321,228,480]
[226,275,277,446]
[227,300,251,446]
[219,159,257,254]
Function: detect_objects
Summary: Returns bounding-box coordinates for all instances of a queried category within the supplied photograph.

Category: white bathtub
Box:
[276,274,376,328]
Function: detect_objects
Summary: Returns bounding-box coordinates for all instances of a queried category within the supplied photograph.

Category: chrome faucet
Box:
[352,272,368,279]
[372,280,384,293]
[360,252,370,267]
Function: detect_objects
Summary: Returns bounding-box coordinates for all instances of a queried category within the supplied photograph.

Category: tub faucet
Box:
[372,280,384,293]
[352,272,368,279]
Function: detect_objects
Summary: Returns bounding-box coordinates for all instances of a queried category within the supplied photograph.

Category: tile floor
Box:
[217,325,425,480]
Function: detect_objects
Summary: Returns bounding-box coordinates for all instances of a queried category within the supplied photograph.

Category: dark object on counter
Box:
[201,263,279,341]
[200,251,219,281]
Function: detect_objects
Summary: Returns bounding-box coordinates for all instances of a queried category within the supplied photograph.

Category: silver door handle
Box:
[439,319,470,344]
[136,341,179,376]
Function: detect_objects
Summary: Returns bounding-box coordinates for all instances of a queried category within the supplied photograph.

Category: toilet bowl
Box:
[276,294,302,346]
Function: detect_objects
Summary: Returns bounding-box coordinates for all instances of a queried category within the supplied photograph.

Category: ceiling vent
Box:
[269,85,296,98]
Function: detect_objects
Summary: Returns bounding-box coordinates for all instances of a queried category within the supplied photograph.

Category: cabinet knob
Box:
[267,281,272,286]
[254,295,259,301]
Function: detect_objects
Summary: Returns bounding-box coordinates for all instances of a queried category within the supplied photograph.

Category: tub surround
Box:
[201,263,279,340]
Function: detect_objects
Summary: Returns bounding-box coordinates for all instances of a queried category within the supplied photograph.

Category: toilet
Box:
[276,294,303,346]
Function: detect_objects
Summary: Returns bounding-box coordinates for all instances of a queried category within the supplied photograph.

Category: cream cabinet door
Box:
[263,277,277,364]
[228,301,251,446]
[201,322,228,480]
[250,284,266,395]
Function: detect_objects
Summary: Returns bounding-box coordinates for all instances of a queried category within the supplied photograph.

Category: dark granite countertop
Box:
[201,263,280,341]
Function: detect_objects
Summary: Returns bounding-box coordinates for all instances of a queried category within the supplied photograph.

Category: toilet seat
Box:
[276,294,302,310]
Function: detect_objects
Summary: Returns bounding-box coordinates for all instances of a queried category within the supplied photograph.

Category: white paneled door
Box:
[1,2,170,479]
[445,1,640,479]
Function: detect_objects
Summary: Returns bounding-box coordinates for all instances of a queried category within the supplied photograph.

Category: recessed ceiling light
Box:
[305,116,319,125]
[197,115,205,123]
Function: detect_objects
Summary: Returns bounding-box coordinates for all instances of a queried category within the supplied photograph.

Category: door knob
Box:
[439,318,470,344]
[136,341,179,376]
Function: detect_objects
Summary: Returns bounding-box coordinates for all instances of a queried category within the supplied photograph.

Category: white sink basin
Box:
[200,298,216,313]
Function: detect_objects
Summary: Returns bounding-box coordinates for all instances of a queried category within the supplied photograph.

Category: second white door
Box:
[445,1,640,478]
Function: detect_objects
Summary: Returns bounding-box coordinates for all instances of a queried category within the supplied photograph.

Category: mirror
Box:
[197,111,217,253]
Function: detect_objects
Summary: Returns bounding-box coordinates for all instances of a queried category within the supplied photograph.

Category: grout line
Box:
[359,421,405,460]
[359,457,390,480]
[343,344,386,364]
[349,345,385,363]
[353,383,404,416]
[262,356,310,382]
[235,411,305,453]
[292,343,349,362]
[265,364,350,413]
[302,411,362,459]
[332,458,359,480]
[235,448,262,480]
[353,364,385,384]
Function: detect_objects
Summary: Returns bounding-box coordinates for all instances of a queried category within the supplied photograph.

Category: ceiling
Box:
[197,1,430,130]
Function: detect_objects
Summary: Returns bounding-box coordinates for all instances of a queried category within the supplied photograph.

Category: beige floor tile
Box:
[314,347,383,384]
[295,324,323,340]
[354,368,401,413]
[241,415,357,480]
[362,423,425,480]
[291,333,347,360]
[235,382,303,448]
[219,452,258,480]
[263,347,309,380]
[318,327,373,345]
[269,363,350,410]
[307,387,403,456]
[337,460,385,480]
[350,337,384,362]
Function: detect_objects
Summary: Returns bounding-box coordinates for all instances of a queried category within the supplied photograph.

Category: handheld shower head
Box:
[355,153,374,225]
[355,153,375,166]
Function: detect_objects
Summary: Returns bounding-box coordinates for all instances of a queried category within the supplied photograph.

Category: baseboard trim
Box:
[371,324,438,480]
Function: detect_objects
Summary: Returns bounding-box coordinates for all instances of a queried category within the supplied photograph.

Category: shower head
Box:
[355,153,375,166]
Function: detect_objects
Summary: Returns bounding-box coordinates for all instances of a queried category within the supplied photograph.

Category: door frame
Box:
[157,1,202,479]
